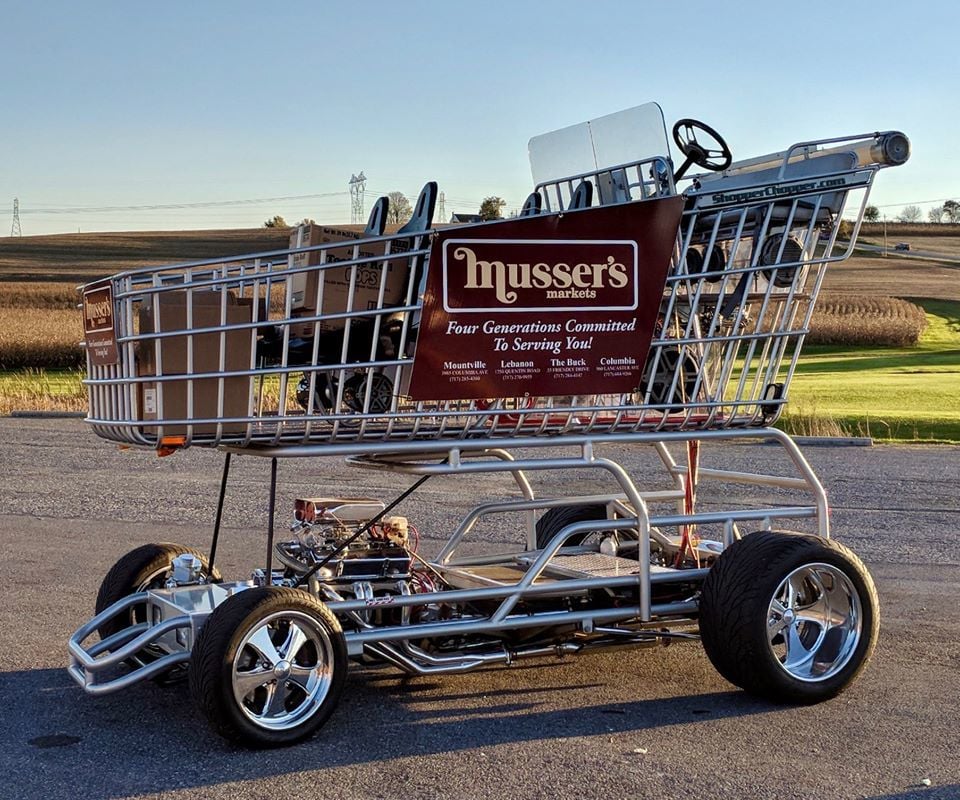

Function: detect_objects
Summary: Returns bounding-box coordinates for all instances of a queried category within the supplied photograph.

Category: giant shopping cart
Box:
[70,102,909,747]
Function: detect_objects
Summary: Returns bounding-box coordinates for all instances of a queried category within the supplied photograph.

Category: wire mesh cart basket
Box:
[70,103,910,747]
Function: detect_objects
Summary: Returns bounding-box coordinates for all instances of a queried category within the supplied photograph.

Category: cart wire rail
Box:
[81,133,895,451]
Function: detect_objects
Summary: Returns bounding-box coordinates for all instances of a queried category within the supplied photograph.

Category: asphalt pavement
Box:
[1,418,958,800]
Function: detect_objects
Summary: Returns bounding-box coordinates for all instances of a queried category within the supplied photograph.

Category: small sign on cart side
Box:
[82,282,119,366]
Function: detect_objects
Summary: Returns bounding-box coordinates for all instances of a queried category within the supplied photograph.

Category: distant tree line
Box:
[262,192,513,229]
[926,200,960,224]
[263,216,319,228]
[863,201,960,224]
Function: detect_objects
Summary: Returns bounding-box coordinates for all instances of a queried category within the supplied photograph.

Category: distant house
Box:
[449,213,482,224]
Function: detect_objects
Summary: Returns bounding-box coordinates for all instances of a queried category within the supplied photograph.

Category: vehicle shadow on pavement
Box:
[0,660,778,800]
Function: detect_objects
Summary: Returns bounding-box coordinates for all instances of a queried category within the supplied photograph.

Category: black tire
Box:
[342,372,394,413]
[535,504,611,550]
[296,373,336,412]
[189,587,347,748]
[699,530,878,704]
[759,233,803,288]
[95,542,221,649]
[687,246,725,284]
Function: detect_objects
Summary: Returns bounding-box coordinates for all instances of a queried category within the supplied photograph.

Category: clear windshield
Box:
[528,102,672,185]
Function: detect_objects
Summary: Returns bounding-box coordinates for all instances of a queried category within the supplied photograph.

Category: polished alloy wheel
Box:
[232,610,336,731]
[767,562,862,682]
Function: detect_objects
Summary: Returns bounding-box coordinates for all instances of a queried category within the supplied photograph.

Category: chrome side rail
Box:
[67,592,193,695]
[68,581,255,695]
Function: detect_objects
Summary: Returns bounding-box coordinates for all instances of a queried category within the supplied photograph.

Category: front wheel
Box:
[699,530,878,703]
[95,543,221,672]
[190,587,347,748]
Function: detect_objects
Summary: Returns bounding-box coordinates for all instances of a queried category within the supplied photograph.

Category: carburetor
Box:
[275,497,413,585]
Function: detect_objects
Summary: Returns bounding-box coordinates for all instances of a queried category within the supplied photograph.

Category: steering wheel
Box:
[672,118,732,180]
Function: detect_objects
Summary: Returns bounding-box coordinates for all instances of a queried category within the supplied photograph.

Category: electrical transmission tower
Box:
[10,197,22,237]
[349,172,367,224]
[438,191,446,223]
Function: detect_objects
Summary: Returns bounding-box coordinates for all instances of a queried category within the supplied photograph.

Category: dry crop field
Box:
[820,252,960,302]
[0,228,290,283]
[806,293,928,347]
[0,228,291,371]
[0,228,289,411]
[859,221,960,247]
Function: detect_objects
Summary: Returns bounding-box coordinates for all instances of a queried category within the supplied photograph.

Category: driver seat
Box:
[567,180,593,210]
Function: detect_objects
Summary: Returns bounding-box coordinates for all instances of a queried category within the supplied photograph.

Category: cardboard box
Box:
[288,225,411,328]
[140,376,253,435]
[136,290,254,435]
[137,290,253,376]
[289,309,320,340]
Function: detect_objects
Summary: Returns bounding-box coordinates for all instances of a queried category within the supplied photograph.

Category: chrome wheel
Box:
[767,562,862,683]
[343,372,394,413]
[700,531,878,703]
[192,588,346,747]
[232,610,336,732]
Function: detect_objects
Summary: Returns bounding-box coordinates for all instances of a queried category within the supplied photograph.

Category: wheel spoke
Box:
[782,622,813,665]
[784,573,804,608]
[245,625,281,666]
[768,615,788,640]
[795,593,833,629]
[233,667,273,700]
[281,622,309,662]
[263,681,290,718]
[288,664,318,694]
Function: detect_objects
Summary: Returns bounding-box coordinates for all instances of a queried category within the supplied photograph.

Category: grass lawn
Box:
[782,299,960,442]
[0,369,85,415]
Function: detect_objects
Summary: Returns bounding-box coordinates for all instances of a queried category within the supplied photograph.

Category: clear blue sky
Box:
[1,0,957,235]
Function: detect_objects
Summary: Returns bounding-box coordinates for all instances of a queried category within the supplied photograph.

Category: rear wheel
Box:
[699,530,878,703]
[190,587,347,748]
[343,372,394,413]
[535,504,612,550]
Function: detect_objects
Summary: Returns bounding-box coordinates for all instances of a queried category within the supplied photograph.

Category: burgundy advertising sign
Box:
[407,196,684,401]
[82,282,119,366]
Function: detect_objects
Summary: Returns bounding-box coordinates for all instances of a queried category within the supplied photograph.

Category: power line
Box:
[19,185,527,221]
[17,191,350,216]
[868,197,957,209]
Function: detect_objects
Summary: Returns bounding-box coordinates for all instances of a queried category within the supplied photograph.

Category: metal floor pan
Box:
[440,552,674,591]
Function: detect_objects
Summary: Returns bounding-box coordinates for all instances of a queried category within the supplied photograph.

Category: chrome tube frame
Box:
[66,423,829,693]
[67,593,193,695]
